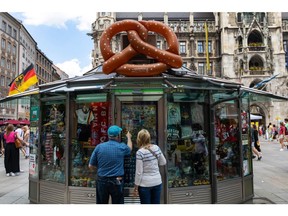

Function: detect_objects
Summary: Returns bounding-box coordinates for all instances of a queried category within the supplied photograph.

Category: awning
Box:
[0,119,30,125]
[240,86,288,102]
[0,88,39,103]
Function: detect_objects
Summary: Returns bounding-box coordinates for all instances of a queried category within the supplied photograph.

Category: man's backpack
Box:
[285,126,288,135]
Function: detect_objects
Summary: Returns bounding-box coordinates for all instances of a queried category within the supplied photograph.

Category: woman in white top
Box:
[134,129,166,204]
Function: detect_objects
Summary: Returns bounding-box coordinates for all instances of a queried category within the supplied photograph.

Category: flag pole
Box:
[204,20,210,72]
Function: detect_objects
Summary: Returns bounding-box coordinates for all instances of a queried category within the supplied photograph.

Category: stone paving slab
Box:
[1,137,288,204]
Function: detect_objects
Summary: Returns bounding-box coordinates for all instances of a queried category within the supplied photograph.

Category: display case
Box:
[120,102,158,188]
[214,99,241,181]
[69,93,111,188]
[166,90,210,188]
[40,100,66,184]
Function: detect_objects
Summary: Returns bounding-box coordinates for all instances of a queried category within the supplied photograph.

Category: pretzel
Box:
[100,20,183,77]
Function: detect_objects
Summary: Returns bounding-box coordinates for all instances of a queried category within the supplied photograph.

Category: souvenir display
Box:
[167,103,181,125]
[121,102,157,188]
[90,102,110,146]
[167,94,210,188]
[215,102,241,180]
[40,102,66,184]
[68,100,111,188]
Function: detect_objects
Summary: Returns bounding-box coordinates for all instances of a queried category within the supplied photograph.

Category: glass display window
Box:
[214,100,241,181]
[241,97,252,176]
[70,93,111,188]
[40,100,66,183]
[120,101,158,188]
[166,91,210,188]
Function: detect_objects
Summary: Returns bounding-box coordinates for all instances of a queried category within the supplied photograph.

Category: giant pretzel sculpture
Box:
[100,20,183,77]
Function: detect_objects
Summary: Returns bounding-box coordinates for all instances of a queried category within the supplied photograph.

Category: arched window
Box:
[249,55,263,69]
[248,30,263,47]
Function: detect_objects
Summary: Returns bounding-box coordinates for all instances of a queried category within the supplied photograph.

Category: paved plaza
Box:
[1,137,288,204]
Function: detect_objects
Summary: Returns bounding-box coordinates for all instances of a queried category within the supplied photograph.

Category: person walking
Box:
[3,124,24,177]
[284,118,288,148]
[0,127,4,157]
[251,125,262,160]
[272,124,278,140]
[22,126,30,159]
[89,125,132,204]
[252,124,262,158]
[278,122,286,151]
[133,129,167,204]
[267,123,273,141]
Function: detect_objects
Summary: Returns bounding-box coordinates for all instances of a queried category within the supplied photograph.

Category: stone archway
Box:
[250,103,268,127]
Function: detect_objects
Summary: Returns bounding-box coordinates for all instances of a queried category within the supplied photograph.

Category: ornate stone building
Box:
[89,12,288,126]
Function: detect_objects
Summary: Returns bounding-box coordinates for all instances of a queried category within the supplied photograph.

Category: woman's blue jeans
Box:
[138,183,162,204]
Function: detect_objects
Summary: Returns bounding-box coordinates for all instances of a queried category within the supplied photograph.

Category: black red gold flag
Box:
[8,63,38,96]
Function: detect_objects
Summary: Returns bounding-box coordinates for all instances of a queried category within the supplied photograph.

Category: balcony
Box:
[168,21,190,33]
[248,43,266,52]
[248,67,270,75]
[193,21,216,33]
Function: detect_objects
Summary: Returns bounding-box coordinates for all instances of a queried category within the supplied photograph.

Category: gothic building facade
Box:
[89,12,288,126]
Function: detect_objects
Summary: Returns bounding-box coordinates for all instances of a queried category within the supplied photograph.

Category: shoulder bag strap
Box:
[145,146,158,159]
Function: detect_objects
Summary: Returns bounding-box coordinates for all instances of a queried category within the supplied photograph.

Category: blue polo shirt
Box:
[89,140,131,177]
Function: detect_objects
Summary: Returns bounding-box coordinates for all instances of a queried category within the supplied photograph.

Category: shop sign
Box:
[30,106,39,121]
[29,154,36,175]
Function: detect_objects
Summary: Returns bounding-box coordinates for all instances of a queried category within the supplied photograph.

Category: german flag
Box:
[8,63,38,96]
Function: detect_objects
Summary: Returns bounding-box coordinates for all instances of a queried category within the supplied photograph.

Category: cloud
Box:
[20,12,95,31]
[56,59,92,78]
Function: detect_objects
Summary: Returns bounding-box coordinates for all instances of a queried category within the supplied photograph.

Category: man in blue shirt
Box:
[89,125,132,204]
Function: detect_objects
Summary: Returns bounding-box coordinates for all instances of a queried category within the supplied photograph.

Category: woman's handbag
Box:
[15,134,22,148]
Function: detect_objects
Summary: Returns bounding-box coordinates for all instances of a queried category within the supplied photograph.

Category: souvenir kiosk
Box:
[22,20,287,204]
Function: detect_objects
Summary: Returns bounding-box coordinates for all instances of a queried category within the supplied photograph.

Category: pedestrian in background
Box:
[251,125,262,160]
[134,129,167,204]
[252,124,262,158]
[267,123,273,141]
[0,127,4,157]
[22,126,30,159]
[278,122,286,151]
[272,124,278,140]
[15,124,25,157]
[284,118,288,147]
[3,124,24,177]
[89,125,132,204]
[261,125,266,139]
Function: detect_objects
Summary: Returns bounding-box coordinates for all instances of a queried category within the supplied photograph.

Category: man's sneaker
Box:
[6,173,10,177]
[20,169,24,173]
[10,172,15,177]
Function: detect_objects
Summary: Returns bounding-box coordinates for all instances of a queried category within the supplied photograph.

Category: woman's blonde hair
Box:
[137,129,151,148]
[23,125,28,130]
